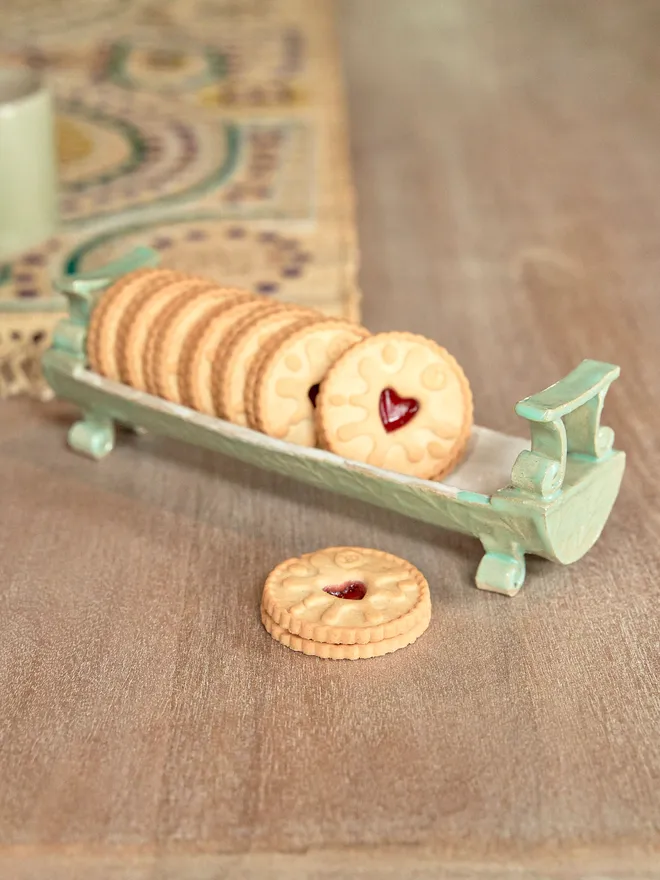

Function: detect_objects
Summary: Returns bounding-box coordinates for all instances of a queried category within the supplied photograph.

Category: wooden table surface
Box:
[1,2,659,877]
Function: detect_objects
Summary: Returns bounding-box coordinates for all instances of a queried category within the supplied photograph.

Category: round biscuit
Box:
[183,299,279,416]
[117,275,245,389]
[212,306,319,425]
[141,285,250,396]
[316,332,473,481]
[115,274,213,388]
[149,286,254,402]
[87,268,171,377]
[248,319,369,446]
[262,546,431,645]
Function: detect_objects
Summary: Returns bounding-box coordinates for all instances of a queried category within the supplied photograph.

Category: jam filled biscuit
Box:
[212,306,318,426]
[181,298,280,415]
[87,268,174,378]
[261,547,431,659]
[118,275,242,391]
[248,319,369,446]
[147,286,253,403]
[261,546,431,647]
[316,332,473,480]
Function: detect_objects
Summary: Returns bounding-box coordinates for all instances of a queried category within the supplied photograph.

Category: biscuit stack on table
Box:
[261,547,432,659]
[87,268,473,481]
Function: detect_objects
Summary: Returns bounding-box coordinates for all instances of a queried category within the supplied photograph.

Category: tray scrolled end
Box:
[510,359,621,499]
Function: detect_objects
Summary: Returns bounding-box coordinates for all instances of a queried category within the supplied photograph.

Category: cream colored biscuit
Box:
[243,331,282,430]
[118,275,244,390]
[141,285,251,396]
[260,603,431,660]
[86,268,152,373]
[262,546,431,645]
[212,306,318,425]
[249,320,369,446]
[243,318,339,433]
[316,332,473,480]
[178,298,260,410]
[87,268,172,378]
[149,286,253,403]
[183,298,278,416]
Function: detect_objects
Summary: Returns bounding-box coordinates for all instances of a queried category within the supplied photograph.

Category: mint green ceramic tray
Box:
[41,248,625,597]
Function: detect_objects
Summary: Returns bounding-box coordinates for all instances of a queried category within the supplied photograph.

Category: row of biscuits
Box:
[87,268,473,481]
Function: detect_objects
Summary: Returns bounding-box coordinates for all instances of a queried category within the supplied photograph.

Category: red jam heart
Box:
[308,383,320,407]
[378,387,419,433]
[323,581,367,600]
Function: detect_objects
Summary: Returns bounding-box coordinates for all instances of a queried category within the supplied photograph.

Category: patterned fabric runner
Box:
[0,0,360,398]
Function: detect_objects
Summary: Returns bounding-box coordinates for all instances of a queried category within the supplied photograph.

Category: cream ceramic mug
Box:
[0,67,58,260]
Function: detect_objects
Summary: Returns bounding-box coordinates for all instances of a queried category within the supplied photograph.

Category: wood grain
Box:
[1,1,659,876]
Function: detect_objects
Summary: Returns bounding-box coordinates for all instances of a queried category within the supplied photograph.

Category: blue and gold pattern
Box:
[0,0,358,395]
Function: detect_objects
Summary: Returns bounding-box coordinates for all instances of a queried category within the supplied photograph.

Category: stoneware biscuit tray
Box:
[42,247,626,597]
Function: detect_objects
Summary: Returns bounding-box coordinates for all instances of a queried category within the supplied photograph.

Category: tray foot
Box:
[476,545,526,597]
[68,412,116,460]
